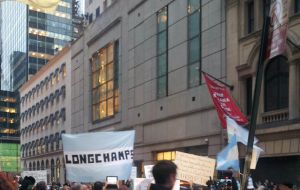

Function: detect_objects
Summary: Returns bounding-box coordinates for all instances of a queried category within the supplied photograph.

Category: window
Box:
[91,41,119,122]
[247,0,254,34]
[96,7,100,17]
[188,0,201,88]
[157,6,168,98]
[246,77,252,115]
[264,57,289,112]
[295,0,300,14]
[156,151,176,161]
[89,13,93,24]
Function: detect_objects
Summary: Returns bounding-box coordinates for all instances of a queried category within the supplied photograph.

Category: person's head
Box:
[71,183,81,190]
[35,181,47,190]
[93,182,103,190]
[20,176,36,190]
[80,184,88,190]
[152,160,177,188]
[0,172,16,190]
[118,185,128,190]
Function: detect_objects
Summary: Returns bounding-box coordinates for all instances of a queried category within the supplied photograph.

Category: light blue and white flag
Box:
[216,136,240,172]
[62,131,135,182]
[226,116,258,145]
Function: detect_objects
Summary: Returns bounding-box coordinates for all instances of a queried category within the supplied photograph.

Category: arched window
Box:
[46,159,49,169]
[41,160,45,170]
[24,162,27,171]
[264,57,289,112]
[29,162,32,171]
[56,159,61,182]
[51,159,55,182]
[37,161,40,170]
[33,162,36,171]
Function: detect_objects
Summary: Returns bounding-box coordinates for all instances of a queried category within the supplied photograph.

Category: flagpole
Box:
[241,8,270,190]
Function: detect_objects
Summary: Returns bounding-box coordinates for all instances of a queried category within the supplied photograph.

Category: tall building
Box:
[72,0,226,178]
[0,0,79,91]
[0,90,20,173]
[20,47,71,183]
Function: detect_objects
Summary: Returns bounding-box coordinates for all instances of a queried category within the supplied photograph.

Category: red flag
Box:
[204,74,248,129]
[266,0,289,60]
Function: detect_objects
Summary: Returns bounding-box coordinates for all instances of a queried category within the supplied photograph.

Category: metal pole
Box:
[241,15,270,190]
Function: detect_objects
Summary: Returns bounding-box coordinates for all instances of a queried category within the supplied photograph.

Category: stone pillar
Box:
[289,62,299,119]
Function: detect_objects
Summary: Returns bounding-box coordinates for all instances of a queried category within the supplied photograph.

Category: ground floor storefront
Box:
[252,156,300,186]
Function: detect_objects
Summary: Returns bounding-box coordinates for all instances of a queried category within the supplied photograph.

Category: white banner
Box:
[62,131,135,182]
[21,170,47,184]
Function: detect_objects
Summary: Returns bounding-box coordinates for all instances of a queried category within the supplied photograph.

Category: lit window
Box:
[91,41,119,122]
[156,151,176,161]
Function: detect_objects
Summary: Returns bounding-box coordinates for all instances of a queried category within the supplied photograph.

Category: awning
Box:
[44,76,49,83]
[50,93,54,103]
[32,123,36,131]
[21,97,25,103]
[40,99,44,106]
[32,87,36,94]
[55,90,60,99]
[36,84,40,91]
[28,124,32,132]
[40,80,44,87]
[25,126,29,133]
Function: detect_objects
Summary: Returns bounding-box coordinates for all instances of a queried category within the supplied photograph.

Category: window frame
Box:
[187,0,202,88]
[156,6,169,98]
[91,41,120,123]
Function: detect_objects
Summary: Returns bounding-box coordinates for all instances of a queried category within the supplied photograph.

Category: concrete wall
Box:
[71,0,226,165]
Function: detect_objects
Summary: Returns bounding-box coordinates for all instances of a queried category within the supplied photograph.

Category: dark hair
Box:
[93,181,104,190]
[36,181,47,190]
[19,176,36,190]
[152,160,177,185]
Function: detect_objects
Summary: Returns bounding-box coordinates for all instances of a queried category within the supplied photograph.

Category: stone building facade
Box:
[19,47,72,184]
[71,0,226,177]
[227,0,300,184]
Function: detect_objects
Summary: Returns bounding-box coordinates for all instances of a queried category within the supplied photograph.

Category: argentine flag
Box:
[216,135,240,172]
[226,116,258,145]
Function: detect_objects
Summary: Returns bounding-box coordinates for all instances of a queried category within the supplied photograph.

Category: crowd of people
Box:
[0,161,298,190]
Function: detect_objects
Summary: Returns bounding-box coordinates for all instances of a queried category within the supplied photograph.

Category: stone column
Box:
[289,62,299,119]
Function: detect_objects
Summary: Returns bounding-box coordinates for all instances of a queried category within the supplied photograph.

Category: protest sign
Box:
[21,170,47,184]
[62,131,135,182]
[144,165,154,179]
[174,151,216,185]
[130,166,137,179]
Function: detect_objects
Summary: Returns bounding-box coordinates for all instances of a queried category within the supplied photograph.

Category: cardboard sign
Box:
[21,170,47,184]
[174,151,216,185]
[144,165,154,179]
[130,166,137,179]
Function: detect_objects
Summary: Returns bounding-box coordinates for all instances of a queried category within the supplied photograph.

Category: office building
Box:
[0,0,78,91]
[0,90,20,173]
[19,46,71,183]
[72,0,226,178]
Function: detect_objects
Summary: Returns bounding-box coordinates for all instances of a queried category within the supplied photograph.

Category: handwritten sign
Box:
[144,165,154,179]
[174,151,216,185]
[21,170,47,184]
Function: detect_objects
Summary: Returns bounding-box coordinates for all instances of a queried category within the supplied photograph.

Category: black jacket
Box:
[149,184,173,190]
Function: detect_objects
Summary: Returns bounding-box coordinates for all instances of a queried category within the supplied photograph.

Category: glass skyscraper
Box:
[0,0,78,91]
